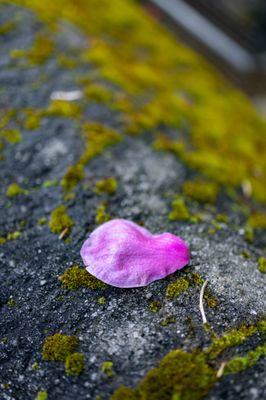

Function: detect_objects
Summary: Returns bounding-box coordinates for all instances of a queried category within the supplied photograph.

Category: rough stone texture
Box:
[0,3,265,400]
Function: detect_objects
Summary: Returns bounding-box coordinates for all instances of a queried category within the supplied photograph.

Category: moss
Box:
[42,333,78,362]
[26,34,54,65]
[244,225,254,243]
[38,217,47,226]
[31,362,39,370]
[0,21,16,36]
[258,257,266,274]
[224,343,266,375]
[95,202,111,224]
[169,197,190,221]
[43,180,57,188]
[241,250,250,258]
[204,290,218,308]
[189,272,204,286]
[215,214,229,223]
[59,265,106,290]
[182,180,218,204]
[101,361,114,377]
[248,211,266,229]
[166,278,189,299]
[84,83,113,104]
[36,391,48,400]
[95,177,118,195]
[160,316,176,327]
[6,183,27,197]
[111,386,137,400]
[98,296,106,305]
[0,237,6,245]
[49,205,74,235]
[2,129,22,144]
[149,301,161,313]
[7,231,21,240]
[61,164,84,192]
[22,108,42,130]
[45,100,81,118]
[65,352,85,376]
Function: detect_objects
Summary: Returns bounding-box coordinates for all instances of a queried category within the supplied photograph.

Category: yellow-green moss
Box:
[0,21,16,36]
[45,100,81,118]
[65,352,85,376]
[95,202,110,224]
[36,391,48,400]
[101,361,114,377]
[7,231,21,240]
[84,83,113,104]
[95,177,118,195]
[248,211,266,229]
[61,164,84,192]
[22,108,42,130]
[160,316,176,327]
[38,217,47,226]
[149,300,161,313]
[182,180,218,204]
[166,278,189,299]
[0,237,6,245]
[26,34,54,65]
[2,129,22,144]
[258,257,266,274]
[189,272,204,286]
[224,343,266,374]
[42,333,78,362]
[6,183,27,197]
[59,265,106,290]
[98,296,106,305]
[49,205,74,234]
[245,225,254,243]
[169,197,190,221]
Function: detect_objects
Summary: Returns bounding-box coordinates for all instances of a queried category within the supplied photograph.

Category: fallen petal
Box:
[80,219,190,288]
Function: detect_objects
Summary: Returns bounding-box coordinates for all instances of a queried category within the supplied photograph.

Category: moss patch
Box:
[182,180,218,204]
[258,257,266,274]
[59,265,106,290]
[6,183,27,197]
[101,361,115,377]
[224,343,266,374]
[95,202,110,224]
[49,205,74,235]
[42,333,78,362]
[36,391,48,400]
[95,177,118,195]
[166,278,189,299]
[65,352,85,376]
[169,197,190,221]
[2,129,22,144]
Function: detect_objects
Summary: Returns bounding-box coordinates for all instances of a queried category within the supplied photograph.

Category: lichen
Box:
[59,265,106,290]
[258,257,266,274]
[49,205,74,235]
[95,202,110,224]
[65,352,85,376]
[6,183,27,197]
[95,177,118,195]
[169,197,190,221]
[42,333,78,362]
[182,180,218,204]
[36,391,48,400]
[166,278,189,299]
[101,361,114,377]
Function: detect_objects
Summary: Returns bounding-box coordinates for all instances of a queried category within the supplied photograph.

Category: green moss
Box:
[45,100,81,118]
[160,316,176,327]
[42,333,78,362]
[0,237,6,245]
[98,296,106,305]
[244,225,254,243]
[182,180,218,204]
[189,272,204,286]
[7,298,16,307]
[149,301,161,313]
[101,361,114,377]
[7,231,21,240]
[22,108,42,130]
[169,197,190,221]
[215,214,229,223]
[84,83,113,104]
[224,343,266,375]
[6,183,27,197]
[2,129,22,144]
[241,250,250,258]
[38,217,47,226]
[49,205,74,234]
[95,202,111,224]
[27,34,54,65]
[59,265,106,290]
[36,391,48,400]
[43,180,57,188]
[166,278,189,299]
[258,257,266,274]
[204,290,218,308]
[61,164,84,192]
[248,211,266,229]
[0,21,16,35]
[111,386,137,400]
[65,352,85,376]
[95,177,118,195]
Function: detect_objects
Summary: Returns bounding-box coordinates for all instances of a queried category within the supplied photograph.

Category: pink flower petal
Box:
[80,219,190,288]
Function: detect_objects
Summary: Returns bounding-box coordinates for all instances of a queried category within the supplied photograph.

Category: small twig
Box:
[216,362,226,378]
[59,227,69,240]
[199,280,208,325]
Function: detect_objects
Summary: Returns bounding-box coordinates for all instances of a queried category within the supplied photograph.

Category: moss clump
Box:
[149,301,161,313]
[45,100,81,118]
[6,183,27,197]
[160,316,176,327]
[0,237,6,245]
[2,129,22,144]
[38,217,47,226]
[98,296,106,305]
[59,265,106,290]
[248,211,266,229]
[0,21,16,36]
[182,180,218,204]
[166,278,189,299]
[101,361,115,377]
[42,333,78,362]
[65,352,85,376]
[49,205,74,234]
[224,343,266,375]
[26,34,53,65]
[84,83,113,104]
[111,386,137,400]
[244,225,254,243]
[95,202,111,224]
[169,197,190,221]
[22,108,42,130]
[7,231,21,240]
[95,177,118,195]
[36,391,48,400]
[204,291,218,308]
[61,164,84,192]
[189,272,204,286]
[258,257,266,274]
